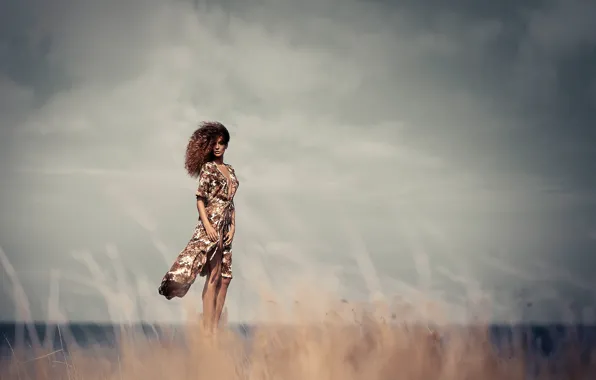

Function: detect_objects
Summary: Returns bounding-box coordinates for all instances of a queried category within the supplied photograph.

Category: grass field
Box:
[1,302,595,380]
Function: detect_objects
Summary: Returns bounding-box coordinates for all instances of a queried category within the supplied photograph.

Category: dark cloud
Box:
[1,0,595,323]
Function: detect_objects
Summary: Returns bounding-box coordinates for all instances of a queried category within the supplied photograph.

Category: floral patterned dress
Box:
[158,161,239,300]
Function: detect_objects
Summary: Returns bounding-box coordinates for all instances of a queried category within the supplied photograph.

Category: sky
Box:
[1,0,596,324]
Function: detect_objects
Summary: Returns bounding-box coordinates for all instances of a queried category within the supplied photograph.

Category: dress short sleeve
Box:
[195,163,212,200]
[228,164,239,187]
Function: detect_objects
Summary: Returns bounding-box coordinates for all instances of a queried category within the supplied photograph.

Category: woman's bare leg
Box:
[214,277,231,328]
[202,270,210,302]
[202,262,221,333]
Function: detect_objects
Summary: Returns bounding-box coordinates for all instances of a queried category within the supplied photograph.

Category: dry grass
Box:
[1,244,594,379]
[1,300,595,380]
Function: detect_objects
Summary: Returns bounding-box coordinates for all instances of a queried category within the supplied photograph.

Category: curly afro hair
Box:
[184,121,230,177]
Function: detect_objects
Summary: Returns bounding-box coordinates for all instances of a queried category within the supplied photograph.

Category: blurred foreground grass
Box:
[1,304,595,380]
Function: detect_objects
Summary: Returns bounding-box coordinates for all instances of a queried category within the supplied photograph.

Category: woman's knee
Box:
[221,277,232,288]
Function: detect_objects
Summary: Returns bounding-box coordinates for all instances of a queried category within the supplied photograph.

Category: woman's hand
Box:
[224,226,235,245]
[205,223,218,241]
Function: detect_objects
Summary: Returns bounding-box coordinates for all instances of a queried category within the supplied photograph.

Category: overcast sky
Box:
[1,0,595,324]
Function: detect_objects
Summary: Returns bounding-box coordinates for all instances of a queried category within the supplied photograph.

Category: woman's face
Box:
[213,136,228,158]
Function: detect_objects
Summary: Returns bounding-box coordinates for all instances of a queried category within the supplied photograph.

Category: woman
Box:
[158,121,239,333]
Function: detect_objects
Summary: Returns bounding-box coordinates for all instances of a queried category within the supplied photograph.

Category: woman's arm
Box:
[195,162,218,240]
[197,198,211,228]
[198,198,218,241]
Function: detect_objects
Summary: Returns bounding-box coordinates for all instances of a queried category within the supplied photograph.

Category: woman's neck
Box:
[213,156,224,165]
